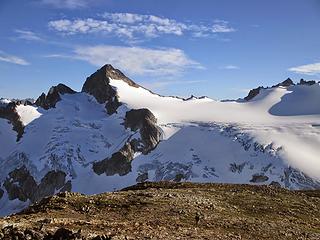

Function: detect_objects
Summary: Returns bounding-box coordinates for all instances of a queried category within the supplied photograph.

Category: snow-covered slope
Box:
[0,64,319,216]
[110,79,320,181]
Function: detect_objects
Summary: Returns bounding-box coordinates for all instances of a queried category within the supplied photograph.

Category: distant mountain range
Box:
[1,64,320,216]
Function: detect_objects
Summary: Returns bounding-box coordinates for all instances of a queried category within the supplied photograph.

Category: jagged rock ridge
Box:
[35,83,76,109]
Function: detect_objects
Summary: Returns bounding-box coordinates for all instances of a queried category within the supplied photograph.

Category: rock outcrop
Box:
[124,108,161,154]
[272,78,294,88]
[35,84,76,110]
[92,108,161,176]
[245,78,297,101]
[93,142,135,176]
[244,87,263,101]
[3,166,71,203]
[0,188,3,200]
[81,64,139,114]
[0,102,24,141]
[298,79,316,86]
[250,174,269,183]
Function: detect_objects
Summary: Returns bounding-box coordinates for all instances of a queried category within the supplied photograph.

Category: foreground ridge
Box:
[0,182,319,239]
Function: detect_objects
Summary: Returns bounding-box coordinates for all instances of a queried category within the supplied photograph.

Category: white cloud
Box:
[212,24,235,33]
[221,65,240,70]
[40,0,89,9]
[103,13,144,24]
[288,62,320,75]
[212,20,235,33]
[0,51,29,65]
[15,30,43,41]
[48,13,235,40]
[48,45,203,76]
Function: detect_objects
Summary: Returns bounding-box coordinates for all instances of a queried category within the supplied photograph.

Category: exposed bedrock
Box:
[35,83,76,110]
[298,79,316,86]
[124,108,161,154]
[244,87,263,101]
[82,64,139,114]
[272,78,294,88]
[250,174,269,183]
[92,142,135,176]
[245,78,296,101]
[92,108,162,177]
[3,166,71,203]
[0,102,24,141]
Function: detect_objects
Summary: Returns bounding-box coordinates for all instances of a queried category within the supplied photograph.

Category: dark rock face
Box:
[244,87,262,101]
[93,108,161,177]
[93,142,135,176]
[250,174,269,183]
[136,172,148,183]
[272,78,294,88]
[3,166,71,203]
[11,99,34,106]
[3,166,37,202]
[0,188,4,200]
[245,78,296,101]
[35,84,76,110]
[81,64,139,114]
[0,102,24,141]
[34,171,72,201]
[124,108,161,154]
[298,79,316,86]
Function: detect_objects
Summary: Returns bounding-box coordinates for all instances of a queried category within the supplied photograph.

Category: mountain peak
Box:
[35,83,76,110]
[272,78,294,88]
[98,64,139,88]
[81,64,142,114]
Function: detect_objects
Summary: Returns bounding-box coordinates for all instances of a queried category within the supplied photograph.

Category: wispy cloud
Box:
[39,0,89,9]
[220,65,240,70]
[0,51,29,65]
[212,20,236,33]
[288,62,320,75]
[46,45,203,76]
[15,30,43,41]
[48,13,236,41]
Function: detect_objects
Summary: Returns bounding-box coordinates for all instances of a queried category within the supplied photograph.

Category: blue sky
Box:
[1,0,320,100]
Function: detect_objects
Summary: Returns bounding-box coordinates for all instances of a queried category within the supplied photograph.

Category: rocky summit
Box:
[0,182,319,240]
